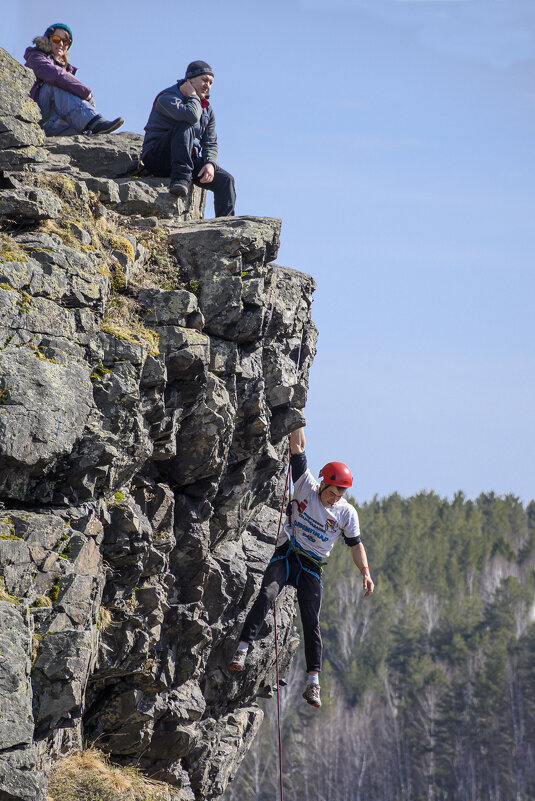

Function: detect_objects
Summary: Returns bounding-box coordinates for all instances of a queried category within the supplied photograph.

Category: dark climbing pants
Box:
[240,544,323,673]
[142,121,236,217]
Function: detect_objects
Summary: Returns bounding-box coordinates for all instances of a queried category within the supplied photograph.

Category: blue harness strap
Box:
[269,533,323,589]
[269,543,292,582]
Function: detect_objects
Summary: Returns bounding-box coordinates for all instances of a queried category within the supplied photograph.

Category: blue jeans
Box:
[37,84,98,136]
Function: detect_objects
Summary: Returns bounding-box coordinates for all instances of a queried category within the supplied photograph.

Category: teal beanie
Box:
[44,23,73,47]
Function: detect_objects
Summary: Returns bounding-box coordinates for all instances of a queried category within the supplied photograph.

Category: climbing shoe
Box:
[228,648,247,672]
[302,683,321,708]
[169,179,189,198]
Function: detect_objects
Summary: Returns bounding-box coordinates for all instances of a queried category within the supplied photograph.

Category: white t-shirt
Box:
[279,467,361,561]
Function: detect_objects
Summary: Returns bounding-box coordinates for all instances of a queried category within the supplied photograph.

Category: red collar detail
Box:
[201,97,210,109]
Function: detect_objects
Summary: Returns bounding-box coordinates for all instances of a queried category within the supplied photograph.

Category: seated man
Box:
[228,426,375,709]
[24,23,123,137]
[141,60,236,217]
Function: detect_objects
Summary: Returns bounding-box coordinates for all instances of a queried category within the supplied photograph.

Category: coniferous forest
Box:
[225,492,535,801]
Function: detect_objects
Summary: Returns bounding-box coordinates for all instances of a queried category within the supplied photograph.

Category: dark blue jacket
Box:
[142,81,218,164]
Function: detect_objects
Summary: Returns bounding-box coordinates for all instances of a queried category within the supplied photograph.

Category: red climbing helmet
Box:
[319,462,353,488]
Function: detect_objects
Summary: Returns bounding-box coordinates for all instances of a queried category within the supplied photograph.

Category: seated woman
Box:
[24,23,123,137]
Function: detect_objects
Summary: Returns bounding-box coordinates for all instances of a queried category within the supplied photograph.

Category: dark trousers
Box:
[142,121,236,217]
[240,544,323,673]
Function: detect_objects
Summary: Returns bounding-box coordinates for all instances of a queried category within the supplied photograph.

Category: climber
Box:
[228,426,374,708]
[24,23,124,137]
[141,60,236,216]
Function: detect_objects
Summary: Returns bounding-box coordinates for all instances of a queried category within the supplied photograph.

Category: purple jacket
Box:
[24,46,91,102]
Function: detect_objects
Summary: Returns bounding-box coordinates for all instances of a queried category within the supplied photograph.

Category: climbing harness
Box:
[269,526,324,588]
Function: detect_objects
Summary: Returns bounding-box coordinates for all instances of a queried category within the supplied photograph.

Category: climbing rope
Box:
[272,459,291,801]
[272,330,305,801]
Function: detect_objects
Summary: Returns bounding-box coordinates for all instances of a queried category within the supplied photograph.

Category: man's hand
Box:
[350,544,375,596]
[87,93,95,107]
[363,573,375,597]
[197,163,215,184]
[290,427,306,454]
[180,80,197,97]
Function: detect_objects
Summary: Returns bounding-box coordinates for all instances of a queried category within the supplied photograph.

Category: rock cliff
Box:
[0,48,317,801]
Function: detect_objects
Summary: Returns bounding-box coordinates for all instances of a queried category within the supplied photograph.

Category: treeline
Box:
[225,492,535,801]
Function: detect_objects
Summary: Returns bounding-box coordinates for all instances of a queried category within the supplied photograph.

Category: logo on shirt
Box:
[325,518,337,531]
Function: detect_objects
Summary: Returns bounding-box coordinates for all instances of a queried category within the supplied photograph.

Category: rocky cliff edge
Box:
[0,47,317,801]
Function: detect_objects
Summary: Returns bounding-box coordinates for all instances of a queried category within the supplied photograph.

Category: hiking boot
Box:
[86,116,124,135]
[228,648,247,672]
[302,683,321,708]
[169,179,189,197]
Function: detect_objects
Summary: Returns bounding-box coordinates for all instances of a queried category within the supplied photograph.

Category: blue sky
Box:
[4,0,534,502]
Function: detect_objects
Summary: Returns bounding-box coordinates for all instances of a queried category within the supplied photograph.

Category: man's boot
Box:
[169,179,189,197]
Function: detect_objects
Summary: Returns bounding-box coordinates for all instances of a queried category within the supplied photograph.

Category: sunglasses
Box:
[51,34,70,45]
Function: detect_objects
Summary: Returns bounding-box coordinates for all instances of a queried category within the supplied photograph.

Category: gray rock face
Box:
[0,603,47,800]
[45,132,144,177]
[0,185,62,223]
[0,604,34,750]
[0,48,46,170]
[0,347,94,499]
[0,43,317,801]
